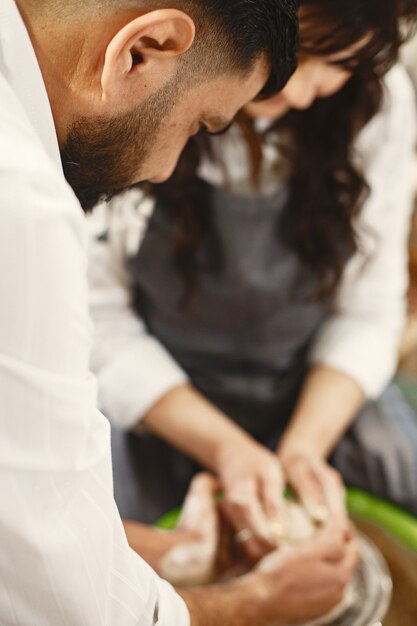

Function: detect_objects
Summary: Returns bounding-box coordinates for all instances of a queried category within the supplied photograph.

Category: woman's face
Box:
[244,50,354,120]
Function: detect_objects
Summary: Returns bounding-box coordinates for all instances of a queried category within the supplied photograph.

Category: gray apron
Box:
[111,182,417,522]
[127,181,330,445]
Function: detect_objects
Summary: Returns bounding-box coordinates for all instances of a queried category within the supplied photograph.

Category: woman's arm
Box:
[88,196,284,559]
[309,65,417,399]
[143,383,285,560]
[87,194,189,430]
[278,366,364,460]
[277,367,363,528]
[278,65,417,526]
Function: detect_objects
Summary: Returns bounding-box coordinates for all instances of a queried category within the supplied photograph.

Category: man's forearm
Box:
[123,521,191,571]
[178,578,266,626]
[279,366,365,459]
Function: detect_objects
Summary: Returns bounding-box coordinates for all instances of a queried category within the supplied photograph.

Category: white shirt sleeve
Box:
[309,65,417,398]
[0,115,189,624]
[88,194,188,430]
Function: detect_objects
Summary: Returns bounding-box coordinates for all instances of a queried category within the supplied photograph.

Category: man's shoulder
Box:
[0,72,83,229]
[0,72,55,176]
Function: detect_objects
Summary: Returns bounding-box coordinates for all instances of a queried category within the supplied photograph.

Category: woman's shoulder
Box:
[379,63,416,130]
[357,64,416,158]
[383,63,415,102]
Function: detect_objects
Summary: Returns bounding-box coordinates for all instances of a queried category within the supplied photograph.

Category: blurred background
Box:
[396,38,417,385]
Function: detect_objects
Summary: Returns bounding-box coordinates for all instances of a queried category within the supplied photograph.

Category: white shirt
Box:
[89,64,416,431]
[402,34,417,88]
[0,2,189,624]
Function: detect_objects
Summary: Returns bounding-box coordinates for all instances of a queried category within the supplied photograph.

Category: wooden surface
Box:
[355,519,417,625]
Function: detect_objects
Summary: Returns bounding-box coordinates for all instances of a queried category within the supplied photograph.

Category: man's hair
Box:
[157,0,300,97]
[43,0,300,97]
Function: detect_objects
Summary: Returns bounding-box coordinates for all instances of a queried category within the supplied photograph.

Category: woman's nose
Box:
[281,80,317,109]
[280,62,323,110]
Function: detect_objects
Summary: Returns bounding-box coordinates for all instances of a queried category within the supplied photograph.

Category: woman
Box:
[89,0,417,558]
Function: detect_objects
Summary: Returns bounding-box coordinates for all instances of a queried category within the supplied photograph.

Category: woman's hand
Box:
[143,384,287,563]
[279,450,350,535]
[275,367,364,537]
[216,440,286,562]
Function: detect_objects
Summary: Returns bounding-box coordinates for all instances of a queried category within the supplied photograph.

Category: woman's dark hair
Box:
[145,0,417,306]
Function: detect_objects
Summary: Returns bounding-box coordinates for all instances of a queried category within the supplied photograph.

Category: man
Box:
[0,0,358,624]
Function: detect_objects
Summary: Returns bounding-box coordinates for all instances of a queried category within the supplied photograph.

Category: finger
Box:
[312,529,347,562]
[188,472,220,497]
[163,474,222,585]
[179,472,219,534]
[337,540,361,585]
[287,458,328,523]
[323,517,353,545]
[159,538,217,586]
[216,532,249,578]
[235,527,274,563]
[221,514,272,562]
[181,473,217,524]
[220,483,275,561]
[313,466,351,536]
[224,479,271,537]
[258,460,286,525]
[316,465,347,516]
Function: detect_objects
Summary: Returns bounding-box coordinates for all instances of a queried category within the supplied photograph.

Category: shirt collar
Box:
[0,0,62,171]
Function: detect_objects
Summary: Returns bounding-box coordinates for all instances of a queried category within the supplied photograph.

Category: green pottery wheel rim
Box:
[156,487,417,553]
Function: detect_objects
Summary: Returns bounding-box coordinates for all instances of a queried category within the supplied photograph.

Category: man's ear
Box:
[101,9,196,103]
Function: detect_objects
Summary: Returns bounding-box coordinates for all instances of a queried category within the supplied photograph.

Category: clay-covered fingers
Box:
[283,454,328,522]
[178,472,220,537]
[220,451,287,560]
[220,490,273,562]
[159,473,220,586]
[257,459,286,527]
[283,455,349,532]
[220,480,277,562]
[315,469,352,541]
[313,463,349,529]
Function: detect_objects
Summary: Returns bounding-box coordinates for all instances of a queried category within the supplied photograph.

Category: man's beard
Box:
[61,79,180,212]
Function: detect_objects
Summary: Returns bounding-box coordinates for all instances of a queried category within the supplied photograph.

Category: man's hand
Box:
[124,473,220,579]
[250,529,360,625]
[125,472,252,583]
[280,451,350,536]
[179,528,360,626]
[159,473,220,585]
